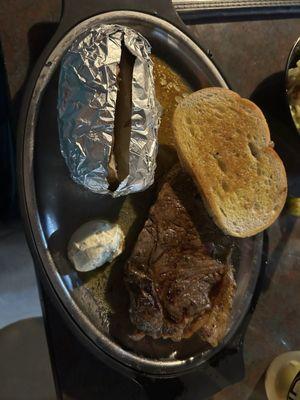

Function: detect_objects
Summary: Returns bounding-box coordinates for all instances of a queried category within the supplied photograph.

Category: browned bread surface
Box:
[173,87,287,237]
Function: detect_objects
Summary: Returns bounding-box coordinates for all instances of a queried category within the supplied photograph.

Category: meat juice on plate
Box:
[78,57,234,359]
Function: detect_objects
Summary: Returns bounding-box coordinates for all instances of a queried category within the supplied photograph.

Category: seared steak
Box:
[125,165,236,346]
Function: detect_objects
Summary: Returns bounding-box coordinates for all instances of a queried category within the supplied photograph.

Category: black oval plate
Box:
[19,11,262,377]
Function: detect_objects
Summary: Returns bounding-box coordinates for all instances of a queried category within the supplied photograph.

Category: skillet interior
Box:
[26,11,262,375]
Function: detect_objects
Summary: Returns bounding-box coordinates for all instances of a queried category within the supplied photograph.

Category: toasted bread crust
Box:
[173,87,287,238]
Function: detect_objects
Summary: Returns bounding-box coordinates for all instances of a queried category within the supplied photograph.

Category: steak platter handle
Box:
[60,0,188,34]
[134,335,247,399]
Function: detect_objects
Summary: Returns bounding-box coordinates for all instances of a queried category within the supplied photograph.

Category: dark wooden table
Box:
[2,1,300,399]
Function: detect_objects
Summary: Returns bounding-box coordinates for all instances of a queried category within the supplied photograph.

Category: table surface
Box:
[2,1,300,399]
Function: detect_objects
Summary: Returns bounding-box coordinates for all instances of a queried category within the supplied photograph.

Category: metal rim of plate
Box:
[285,36,300,134]
[20,10,262,377]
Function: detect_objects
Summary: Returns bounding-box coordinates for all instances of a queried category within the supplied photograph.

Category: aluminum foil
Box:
[57,24,161,197]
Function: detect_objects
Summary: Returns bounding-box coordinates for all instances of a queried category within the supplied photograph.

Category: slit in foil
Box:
[108,40,135,191]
